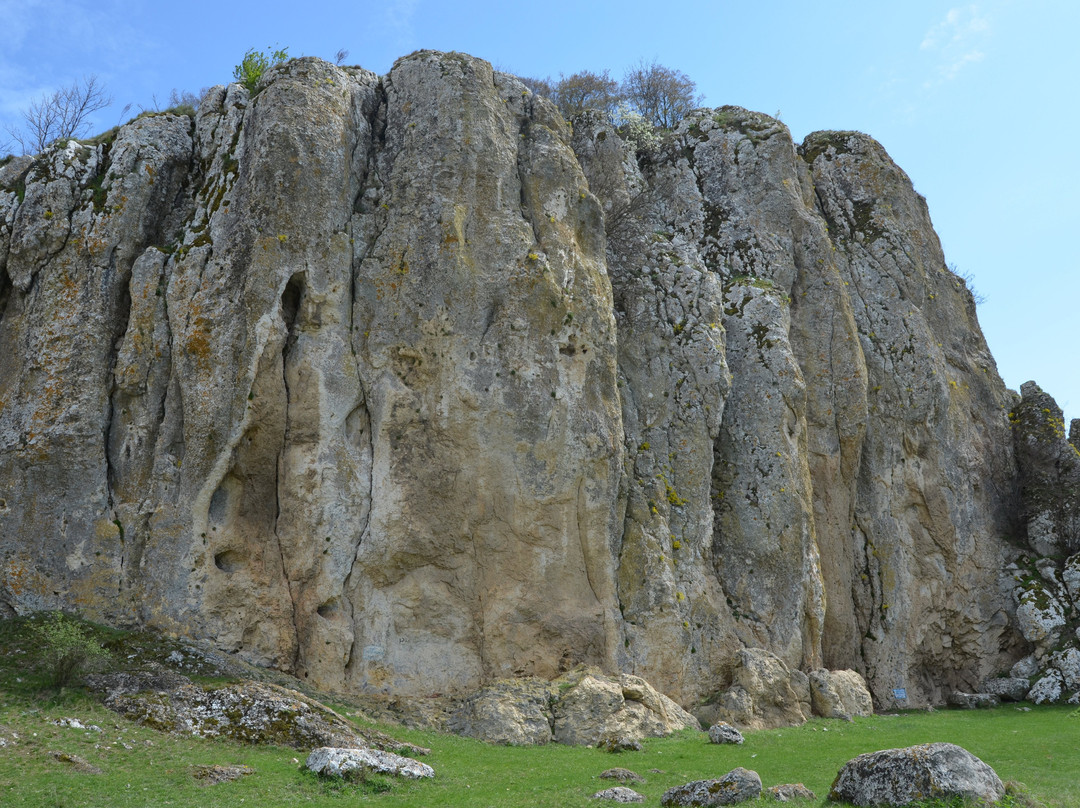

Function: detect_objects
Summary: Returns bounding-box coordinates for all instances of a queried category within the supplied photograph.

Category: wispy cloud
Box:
[920,4,991,84]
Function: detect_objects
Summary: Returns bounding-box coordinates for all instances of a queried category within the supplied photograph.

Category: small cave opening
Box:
[213,549,244,574]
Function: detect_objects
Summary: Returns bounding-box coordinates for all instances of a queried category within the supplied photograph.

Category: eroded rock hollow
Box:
[0,51,1039,711]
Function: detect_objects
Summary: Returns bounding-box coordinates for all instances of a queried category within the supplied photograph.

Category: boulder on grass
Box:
[829,742,1004,806]
[600,767,645,783]
[592,786,645,803]
[978,678,1031,702]
[946,691,1000,710]
[661,767,762,806]
[766,783,815,802]
[707,722,744,745]
[305,746,434,780]
[808,669,873,720]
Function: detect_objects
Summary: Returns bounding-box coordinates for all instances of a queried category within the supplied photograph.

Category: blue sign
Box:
[893,688,907,699]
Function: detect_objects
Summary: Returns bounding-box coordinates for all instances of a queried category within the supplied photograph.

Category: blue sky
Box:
[2,0,1076,422]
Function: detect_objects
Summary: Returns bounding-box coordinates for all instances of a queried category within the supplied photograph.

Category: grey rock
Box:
[707,722,744,744]
[600,768,645,783]
[946,691,1000,709]
[305,746,434,779]
[661,768,762,806]
[765,783,815,802]
[978,678,1031,701]
[592,786,645,802]
[1048,647,1080,690]
[829,742,1004,806]
[1010,655,1039,679]
[1028,671,1065,704]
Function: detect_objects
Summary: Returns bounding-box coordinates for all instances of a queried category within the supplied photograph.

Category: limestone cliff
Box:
[0,51,1035,711]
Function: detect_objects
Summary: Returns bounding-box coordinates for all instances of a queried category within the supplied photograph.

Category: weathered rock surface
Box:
[707,721,743,744]
[448,668,698,746]
[1013,382,1080,557]
[0,49,1039,712]
[808,669,873,720]
[601,768,645,783]
[661,767,762,806]
[766,783,815,802]
[977,677,1030,702]
[305,746,434,779]
[829,743,1005,806]
[946,691,999,709]
[592,786,646,803]
[93,673,418,753]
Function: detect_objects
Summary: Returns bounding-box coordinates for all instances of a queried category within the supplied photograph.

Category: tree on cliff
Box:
[4,75,112,155]
[622,59,702,128]
[552,70,623,120]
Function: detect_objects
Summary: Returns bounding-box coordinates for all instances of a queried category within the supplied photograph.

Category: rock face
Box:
[0,49,1038,711]
[829,743,1005,806]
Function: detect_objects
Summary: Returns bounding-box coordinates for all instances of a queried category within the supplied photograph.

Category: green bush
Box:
[233,46,289,93]
[30,611,111,688]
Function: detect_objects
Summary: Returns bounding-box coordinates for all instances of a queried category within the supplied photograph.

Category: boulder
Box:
[1063,553,1080,602]
[661,768,762,806]
[591,786,645,803]
[765,783,815,802]
[600,768,645,783]
[305,746,434,779]
[808,669,873,719]
[709,649,808,730]
[1010,655,1039,679]
[707,722,744,744]
[977,678,1031,702]
[1028,671,1064,704]
[552,672,699,747]
[447,678,556,745]
[1047,647,1080,690]
[829,743,1004,806]
[946,691,1000,709]
[1015,580,1067,646]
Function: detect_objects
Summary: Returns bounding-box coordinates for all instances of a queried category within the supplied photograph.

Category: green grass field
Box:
[1,616,1077,807]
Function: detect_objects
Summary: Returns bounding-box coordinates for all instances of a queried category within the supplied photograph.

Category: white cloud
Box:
[383,0,419,52]
[920,4,991,83]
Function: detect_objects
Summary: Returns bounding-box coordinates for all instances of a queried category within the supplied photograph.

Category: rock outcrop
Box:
[0,49,1047,713]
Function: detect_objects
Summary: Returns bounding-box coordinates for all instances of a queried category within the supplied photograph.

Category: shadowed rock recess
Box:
[0,51,1051,715]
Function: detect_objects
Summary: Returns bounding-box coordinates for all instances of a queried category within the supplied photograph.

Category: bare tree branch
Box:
[6,75,112,155]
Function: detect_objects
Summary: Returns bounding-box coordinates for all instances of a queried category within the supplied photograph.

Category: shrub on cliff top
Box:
[233,46,290,93]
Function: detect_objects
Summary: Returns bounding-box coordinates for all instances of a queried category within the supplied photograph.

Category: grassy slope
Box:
[1,617,1078,807]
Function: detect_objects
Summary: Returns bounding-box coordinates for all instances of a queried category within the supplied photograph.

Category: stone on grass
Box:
[49,751,102,774]
[707,722,744,744]
[191,764,254,784]
[661,767,762,806]
[305,746,435,779]
[601,767,645,783]
[600,733,643,752]
[766,783,815,802]
[592,786,645,802]
[829,742,1004,806]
